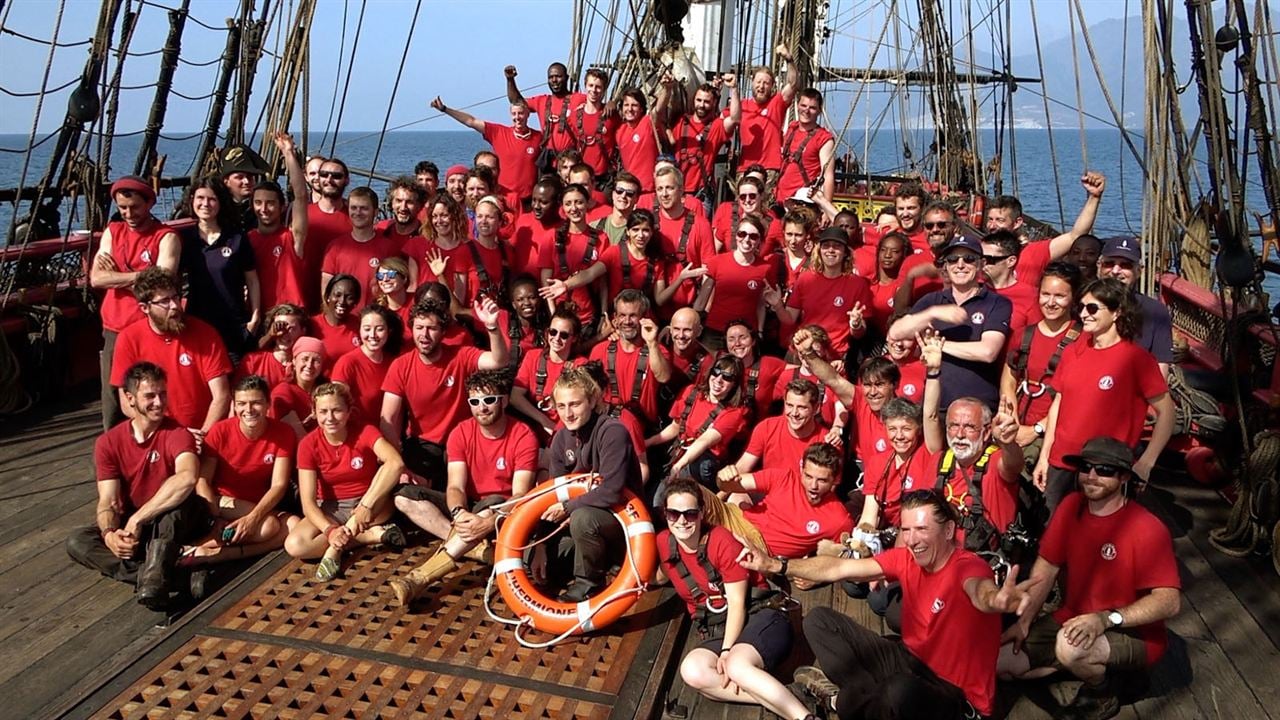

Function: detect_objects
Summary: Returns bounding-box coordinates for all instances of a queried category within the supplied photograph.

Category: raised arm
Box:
[920,333,946,454]
[721,74,742,135]
[274,132,310,248]
[504,65,526,105]
[776,45,799,104]
[431,96,485,134]
[642,318,673,383]
[791,327,856,406]
[1046,172,1106,259]
[473,298,510,370]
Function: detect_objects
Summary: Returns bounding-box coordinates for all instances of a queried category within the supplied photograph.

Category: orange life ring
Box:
[493,473,658,635]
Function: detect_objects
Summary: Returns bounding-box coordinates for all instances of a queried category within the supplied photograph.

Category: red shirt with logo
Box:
[527,92,586,153]
[614,115,661,191]
[588,340,670,425]
[711,203,784,255]
[445,417,539,499]
[482,122,543,198]
[671,115,731,193]
[849,386,891,463]
[248,226,306,310]
[515,348,572,418]
[297,423,384,501]
[734,93,789,171]
[1007,324,1081,424]
[743,467,853,558]
[598,244,667,301]
[1046,340,1167,467]
[402,237,472,288]
[110,317,231,429]
[669,387,750,458]
[869,276,905,335]
[658,525,769,618]
[204,416,297,502]
[100,219,174,333]
[876,547,1000,716]
[743,416,830,472]
[235,349,292,390]
[894,358,927,404]
[775,123,835,202]
[320,232,405,300]
[304,204,352,311]
[937,448,1019,537]
[95,417,196,514]
[703,253,779,332]
[568,103,617,175]
[330,347,392,424]
[381,345,484,444]
[861,446,944,527]
[537,228,606,325]
[310,313,360,372]
[787,271,875,353]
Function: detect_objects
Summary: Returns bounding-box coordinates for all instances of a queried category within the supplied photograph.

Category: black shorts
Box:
[401,438,446,486]
[698,608,793,670]
[394,484,508,515]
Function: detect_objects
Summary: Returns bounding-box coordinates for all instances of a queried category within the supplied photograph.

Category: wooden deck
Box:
[3,398,1279,719]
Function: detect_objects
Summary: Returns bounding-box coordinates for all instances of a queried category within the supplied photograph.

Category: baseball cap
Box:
[1063,436,1134,473]
[940,234,982,257]
[445,164,469,180]
[1101,236,1142,263]
[816,227,851,247]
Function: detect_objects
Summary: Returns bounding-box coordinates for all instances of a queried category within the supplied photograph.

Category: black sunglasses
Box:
[1078,302,1105,315]
[983,254,1011,263]
[923,221,952,229]
[319,171,346,179]
[663,508,701,523]
[709,367,738,382]
[613,187,638,197]
[547,328,574,340]
[1078,462,1122,477]
[943,254,979,266]
[467,395,502,407]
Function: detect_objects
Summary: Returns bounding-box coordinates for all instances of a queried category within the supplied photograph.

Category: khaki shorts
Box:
[319,498,361,524]
[1023,613,1147,672]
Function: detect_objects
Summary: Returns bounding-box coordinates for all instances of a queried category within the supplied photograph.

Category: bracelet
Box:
[719,647,731,654]
[485,325,499,332]
[449,506,465,518]
[926,370,941,378]
[324,524,341,541]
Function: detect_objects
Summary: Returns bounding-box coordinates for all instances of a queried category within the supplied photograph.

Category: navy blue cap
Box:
[1101,236,1142,263]
[940,234,982,257]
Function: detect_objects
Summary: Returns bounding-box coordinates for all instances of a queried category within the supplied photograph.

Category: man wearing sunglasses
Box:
[1096,237,1174,377]
[304,158,353,311]
[999,437,1181,720]
[890,235,1012,411]
[389,370,537,607]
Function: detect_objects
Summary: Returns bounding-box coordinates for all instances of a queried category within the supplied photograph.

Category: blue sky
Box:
[0,0,1132,135]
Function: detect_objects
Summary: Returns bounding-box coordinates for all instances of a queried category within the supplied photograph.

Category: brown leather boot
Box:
[137,538,176,610]
[389,551,456,607]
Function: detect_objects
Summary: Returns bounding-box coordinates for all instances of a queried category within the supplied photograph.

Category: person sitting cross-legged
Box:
[389,370,538,606]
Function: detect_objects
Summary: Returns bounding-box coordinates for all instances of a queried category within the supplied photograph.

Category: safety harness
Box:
[781,125,825,187]
[934,445,1001,552]
[555,224,602,279]
[1007,323,1080,423]
[665,532,779,634]
[606,339,648,418]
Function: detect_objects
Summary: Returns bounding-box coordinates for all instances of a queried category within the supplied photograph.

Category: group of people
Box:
[68,59,1183,720]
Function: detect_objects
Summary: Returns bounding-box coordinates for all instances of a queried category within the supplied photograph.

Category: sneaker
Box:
[558,580,601,603]
[1066,681,1120,720]
[315,556,342,582]
[378,523,406,550]
[793,665,839,708]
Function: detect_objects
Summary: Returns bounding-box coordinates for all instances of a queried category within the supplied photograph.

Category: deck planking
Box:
[3,399,1280,719]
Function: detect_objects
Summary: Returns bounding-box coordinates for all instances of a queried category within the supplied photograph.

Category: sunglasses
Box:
[319,171,346,179]
[923,221,952,229]
[738,192,759,200]
[663,508,701,523]
[547,328,574,340]
[943,254,979,266]
[467,395,502,407]
[1078,462,1122,477]
[375,270,401,280]
[736,230,761,240]
[1078,301,1105,315]
[983,254,1011,263]
[709,367,738,382]
[613,187,638,197]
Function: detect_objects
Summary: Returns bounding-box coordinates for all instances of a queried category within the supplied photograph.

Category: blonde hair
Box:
[311,381,353,408]
[552,365,602,401]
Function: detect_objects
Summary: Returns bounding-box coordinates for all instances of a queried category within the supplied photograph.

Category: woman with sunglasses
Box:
[1032,278,1175,512]
[404,195,469,290]
[590,171,641,246]
[285,382,407,581]
[695,215,780,351]
[656,477,814,720]
[768,226,874,357]
[312,274,361,372]
[372,256,415,346]
[869,232,909,337]
[648,356,750,491]
[711,174,783,254]
[510,306,581,437]
[271,336,326,439]
[331,305,402,423]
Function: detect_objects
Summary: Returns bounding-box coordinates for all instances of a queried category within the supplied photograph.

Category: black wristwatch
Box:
[449,506,465,519]
[776,557,789,577]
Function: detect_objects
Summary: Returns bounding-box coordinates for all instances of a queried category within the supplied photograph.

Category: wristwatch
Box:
[776,557,789,577]
[1034,422,1045,437]
[1104,609,1124,629]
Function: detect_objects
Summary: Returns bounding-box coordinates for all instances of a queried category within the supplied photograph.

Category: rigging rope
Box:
[327,0,368,156]
[1067,3,1089,169]
[367,0,422,180]
[318,0,350,154]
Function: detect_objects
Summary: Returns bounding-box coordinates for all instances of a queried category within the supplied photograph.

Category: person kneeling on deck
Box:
[659,478,819,720]
[713,442,854,590]
[66,362,209,610]
[998,437,1181,720]
[181,375,299,568]
[389,370,538,606]
[284,382,407,581]
[739,490,1033,720]
[544,365,644,602]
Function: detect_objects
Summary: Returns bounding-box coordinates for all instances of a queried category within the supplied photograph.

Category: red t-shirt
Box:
[515,348,572,417]
[588,339,670,424]
[869,277,904,335]
[527,92,586,153]
[995,281,1042,338]
[99,219,173,333]
[445,418,539,499]
[381,345,484,444]
[567,103,617,176]
[235,349,292,390]
[898,251,945,304]
[786,271,875,353]
[743,467,853,558]
[459,239,508,305]
[734,93,789,171]
[703,253,778,332]
[330,347,391,424]
[512,215,560,277]
[402,236,471,288]
[537,227,605,325]
[772,366,842,428]
[1047,340,1167,466]
[615,115,661,191]
[110,317,231,429]
[710,203,783,255]
[849,386,891,462]
[204,416,297,502]
[669,387,750,458]
[1041,492,1181,664]
[269,382,315,431]
[657,525,769,618]
[310,313,361,372]
[894,358,927,404]
[320,232,405,300]
[876,547,1000,716]
[482,122,542,198]
[95,417,196,514]
[861,447,944,527]
[248,226,306,310]
[852,245,877,279]
[743,355,789,420]
[297,423,384,501]
[1016,240,1053,290]
[598,244,666,301]
[1007,324,1081,424]
[775,123,834,203]
[743,416,830,472]
[656,209,716,310]
[671,115,731,193]
[303,204,352,311]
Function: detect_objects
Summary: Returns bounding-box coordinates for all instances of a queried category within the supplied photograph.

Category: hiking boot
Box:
[378,523,407,550]
[462,539,493,564]
[136,539,175,610]
[793,665,839,708]
[558,579,601,603]
[389,551,456,607]
[1066,680,1120,720]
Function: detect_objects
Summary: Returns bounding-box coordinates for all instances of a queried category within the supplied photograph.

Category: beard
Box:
[157,315,185,335]
[949,437,980,462]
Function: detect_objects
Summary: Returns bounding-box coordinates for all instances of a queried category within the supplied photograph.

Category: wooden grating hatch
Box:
[86,545,682,719]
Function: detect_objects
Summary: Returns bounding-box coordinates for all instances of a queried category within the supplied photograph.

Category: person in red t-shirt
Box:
[369,257,415,347]
[376,176,425,241]
[1032,278,1174,512]
[885,335,927,404]
[389,370,539,606]
[270,335,326,438]
[110,268,231,439]
[432,96,542,198]
[587,289,674,426]
[770,226,873,355]
[869,231,909,336]
[237,303,305,390]
[652,167,716,313]
[774,88,836,204]
[568,68,617,176]
[657,478,810,720]
[510,307,580,437]
[857,398,942,531]
[66,363,205,609]
[505,62,586,157]
[91,176,181,430]
[615,85,670,192]
[736,378,830,474]
[982,172,1105,291]
[1001,437,1181,719]
[538,184,607,329]
[735,44,799,176]
[665,75,741,201]
[247,132,308,312]
[184,375,298,566]
[284,382,407,582]
[403,195,470,290]
[789,329,899,464]
[981,230,1042,339]
[648,355,751,491]
[772,328,848,433]
[742,491,1034,720]
[303,159,353,311]
[380,298,510,485]
[696,215,780,344]
[711,174,784,255]
[724,319,788,419]
[331,305,401,424]
[321,187,405,300]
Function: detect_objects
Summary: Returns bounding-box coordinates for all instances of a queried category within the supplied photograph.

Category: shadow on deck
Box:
[2,399,1279,719]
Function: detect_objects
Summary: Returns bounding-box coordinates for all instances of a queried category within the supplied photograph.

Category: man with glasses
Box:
[999,436,1181,720]
[988,172,1106,291]
[1096,236,1174,376]
[890,236,1012,411]
[891,202,961,310]
[389,370,537,607]
[981,230,1041,338]
[110,268,231,443]
[305,158,353,310]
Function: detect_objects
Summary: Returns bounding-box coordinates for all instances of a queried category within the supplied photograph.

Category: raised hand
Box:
[992,397,1019,445]
[989,564,1037,616]
[761,281,783,310]
[720,73,736,90]
[791,327,815,357]
[640,317,660,345]
[430,96,447,112]
[473,296,501,328]
[272,131,296,155]
[426,249,448,278]
[504,65,518,80]
[775,43,792,62]
[1081,171,1106,198]
[918,331,944,371]
[847,301,866,330]
[540,278,569,300]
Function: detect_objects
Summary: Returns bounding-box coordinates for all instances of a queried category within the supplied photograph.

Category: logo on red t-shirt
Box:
[368,258,380,267]
[805,519,820,534]
[178,353,192,367]
[903,383,917,396]
[1098,375,1115,390]
[834,296,845,307]
[527,147,535,155]
[876,438,887,452]
[496,456,506,470]
[147,450,160,464]
[141,249,152,263]
[351,457,364,470]
[1101,542,1117,560]
[632,133,640,143]
[748,280,760,290]
[904,474,917,490]
[263,453,275,464]
[273,245,283,257]
[446,375,456,387]
[931,597,945,614]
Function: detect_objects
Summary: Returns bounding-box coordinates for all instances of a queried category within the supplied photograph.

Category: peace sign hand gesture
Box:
[992,397,1020,446]
[761,281,783,310]
[847,301,866,330]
